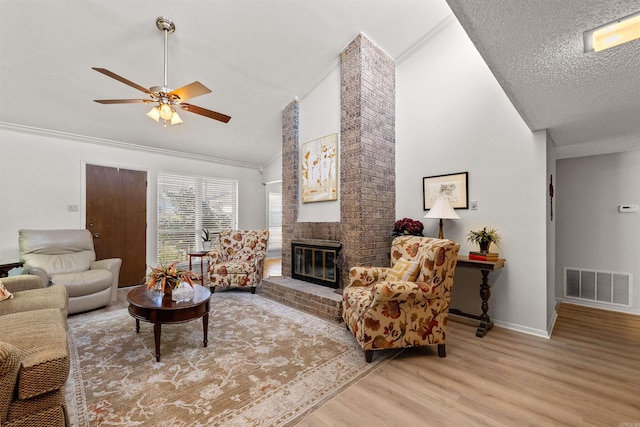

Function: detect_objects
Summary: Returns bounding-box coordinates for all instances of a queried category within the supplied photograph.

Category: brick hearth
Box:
[259,277,343,323]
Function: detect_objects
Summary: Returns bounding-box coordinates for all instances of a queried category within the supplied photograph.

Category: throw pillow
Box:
[0,280,14,302]
[386,258,420,282]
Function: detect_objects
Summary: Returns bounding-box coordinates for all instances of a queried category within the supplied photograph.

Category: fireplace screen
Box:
[291,239,341,288]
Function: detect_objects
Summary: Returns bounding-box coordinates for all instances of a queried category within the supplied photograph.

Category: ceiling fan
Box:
[93,16,231,126]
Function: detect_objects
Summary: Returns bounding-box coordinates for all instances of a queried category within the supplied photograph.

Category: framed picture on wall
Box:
[423,172,469,209]
[301,133,339,203]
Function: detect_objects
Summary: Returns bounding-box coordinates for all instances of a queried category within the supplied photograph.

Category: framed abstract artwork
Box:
[301,133,338,203]
[423,172,469,209]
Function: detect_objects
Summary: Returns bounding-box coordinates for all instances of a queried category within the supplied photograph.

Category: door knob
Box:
[94,233,100,238]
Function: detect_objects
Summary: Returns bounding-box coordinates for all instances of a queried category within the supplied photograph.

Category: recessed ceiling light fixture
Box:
[584,10,640,52]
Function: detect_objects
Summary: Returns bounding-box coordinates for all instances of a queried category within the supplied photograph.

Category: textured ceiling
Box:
[0,0,452,167]
[447,0,640,150]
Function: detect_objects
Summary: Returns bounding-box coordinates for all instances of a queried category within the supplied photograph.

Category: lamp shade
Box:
[170,111,183,125]
[424,197,460,220]
[146,106,161,122]
[424,197,459,239]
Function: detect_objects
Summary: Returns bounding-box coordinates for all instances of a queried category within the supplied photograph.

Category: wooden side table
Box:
[188,251,210,285]
[450,255,505,338]
[0,260,24,278]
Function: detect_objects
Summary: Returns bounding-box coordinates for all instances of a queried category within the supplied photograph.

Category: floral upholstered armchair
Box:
[342,236,460,362]
[207,230,269,294]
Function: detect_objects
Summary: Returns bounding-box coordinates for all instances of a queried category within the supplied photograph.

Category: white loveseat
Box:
[19,229,122,315]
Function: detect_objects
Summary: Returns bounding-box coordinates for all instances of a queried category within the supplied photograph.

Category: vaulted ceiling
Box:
[0,0,451,167]
[1,1,639,168]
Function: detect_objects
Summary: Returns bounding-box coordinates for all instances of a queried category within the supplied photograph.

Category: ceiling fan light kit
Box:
[93,16,231,126]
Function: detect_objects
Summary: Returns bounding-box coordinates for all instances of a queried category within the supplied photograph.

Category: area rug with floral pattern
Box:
[66,291,397,426]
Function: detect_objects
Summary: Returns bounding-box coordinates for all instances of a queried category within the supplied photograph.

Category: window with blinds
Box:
[268,192,282,257]
[157,172,237,265]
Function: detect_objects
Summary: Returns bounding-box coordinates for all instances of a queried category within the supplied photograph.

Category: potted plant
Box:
[393,218,424,236]
[201,228,212,251]
[146,262,198,296]
[466,226,501,252]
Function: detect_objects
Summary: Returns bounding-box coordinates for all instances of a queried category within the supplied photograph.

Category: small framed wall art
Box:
[423,172,469,209]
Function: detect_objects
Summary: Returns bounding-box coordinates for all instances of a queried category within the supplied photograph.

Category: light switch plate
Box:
[618,204,638,213]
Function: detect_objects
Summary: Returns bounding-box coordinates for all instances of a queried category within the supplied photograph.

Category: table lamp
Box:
[424,197,460,238]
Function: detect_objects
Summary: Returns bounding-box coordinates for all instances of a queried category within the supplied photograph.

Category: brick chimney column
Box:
[340,34,396,285]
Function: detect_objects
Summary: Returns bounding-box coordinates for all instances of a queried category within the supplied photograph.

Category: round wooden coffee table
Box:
[127,284,211,362]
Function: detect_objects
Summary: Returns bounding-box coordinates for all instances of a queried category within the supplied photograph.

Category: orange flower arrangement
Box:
[146,262,198,294]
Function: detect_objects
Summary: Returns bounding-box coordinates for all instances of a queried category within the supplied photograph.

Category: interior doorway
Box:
[86,164,147,287]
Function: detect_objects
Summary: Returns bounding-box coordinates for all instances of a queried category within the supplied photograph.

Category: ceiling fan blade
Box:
[94,99,152,104]
[169,81,211,101]
[92,67,151,94]
[180,103,231,123]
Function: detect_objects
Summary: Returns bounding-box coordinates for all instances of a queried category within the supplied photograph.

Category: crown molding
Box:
[0,122,260,169]
[396,14,456,64]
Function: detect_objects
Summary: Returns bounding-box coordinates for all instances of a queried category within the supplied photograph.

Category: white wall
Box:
[555,150,640,314]
[297,66,341,222]
[0,128,265,270]
[396,16,549,335]
[261,152,283,185]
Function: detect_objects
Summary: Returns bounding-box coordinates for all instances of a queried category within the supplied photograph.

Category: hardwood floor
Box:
[298,303,640,427]
[97,267,640,426]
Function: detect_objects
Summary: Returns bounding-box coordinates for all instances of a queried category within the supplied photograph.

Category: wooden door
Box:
[86,164,147,287]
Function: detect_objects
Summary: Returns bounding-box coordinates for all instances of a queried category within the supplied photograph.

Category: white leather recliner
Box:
[19,229,122,315]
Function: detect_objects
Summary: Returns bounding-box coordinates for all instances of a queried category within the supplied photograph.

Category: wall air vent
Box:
[564,267,631,307]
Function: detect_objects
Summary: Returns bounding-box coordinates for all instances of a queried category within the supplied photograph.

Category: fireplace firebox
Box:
[291,239,341,289]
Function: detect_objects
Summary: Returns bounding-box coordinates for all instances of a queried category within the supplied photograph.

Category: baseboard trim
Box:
[492,319,550,339]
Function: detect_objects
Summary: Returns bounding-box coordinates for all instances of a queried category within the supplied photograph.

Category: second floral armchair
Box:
[207,229,269,294]
[342,235,460,362]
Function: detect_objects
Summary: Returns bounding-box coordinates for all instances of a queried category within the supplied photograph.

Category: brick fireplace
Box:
[261,33,395,322]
